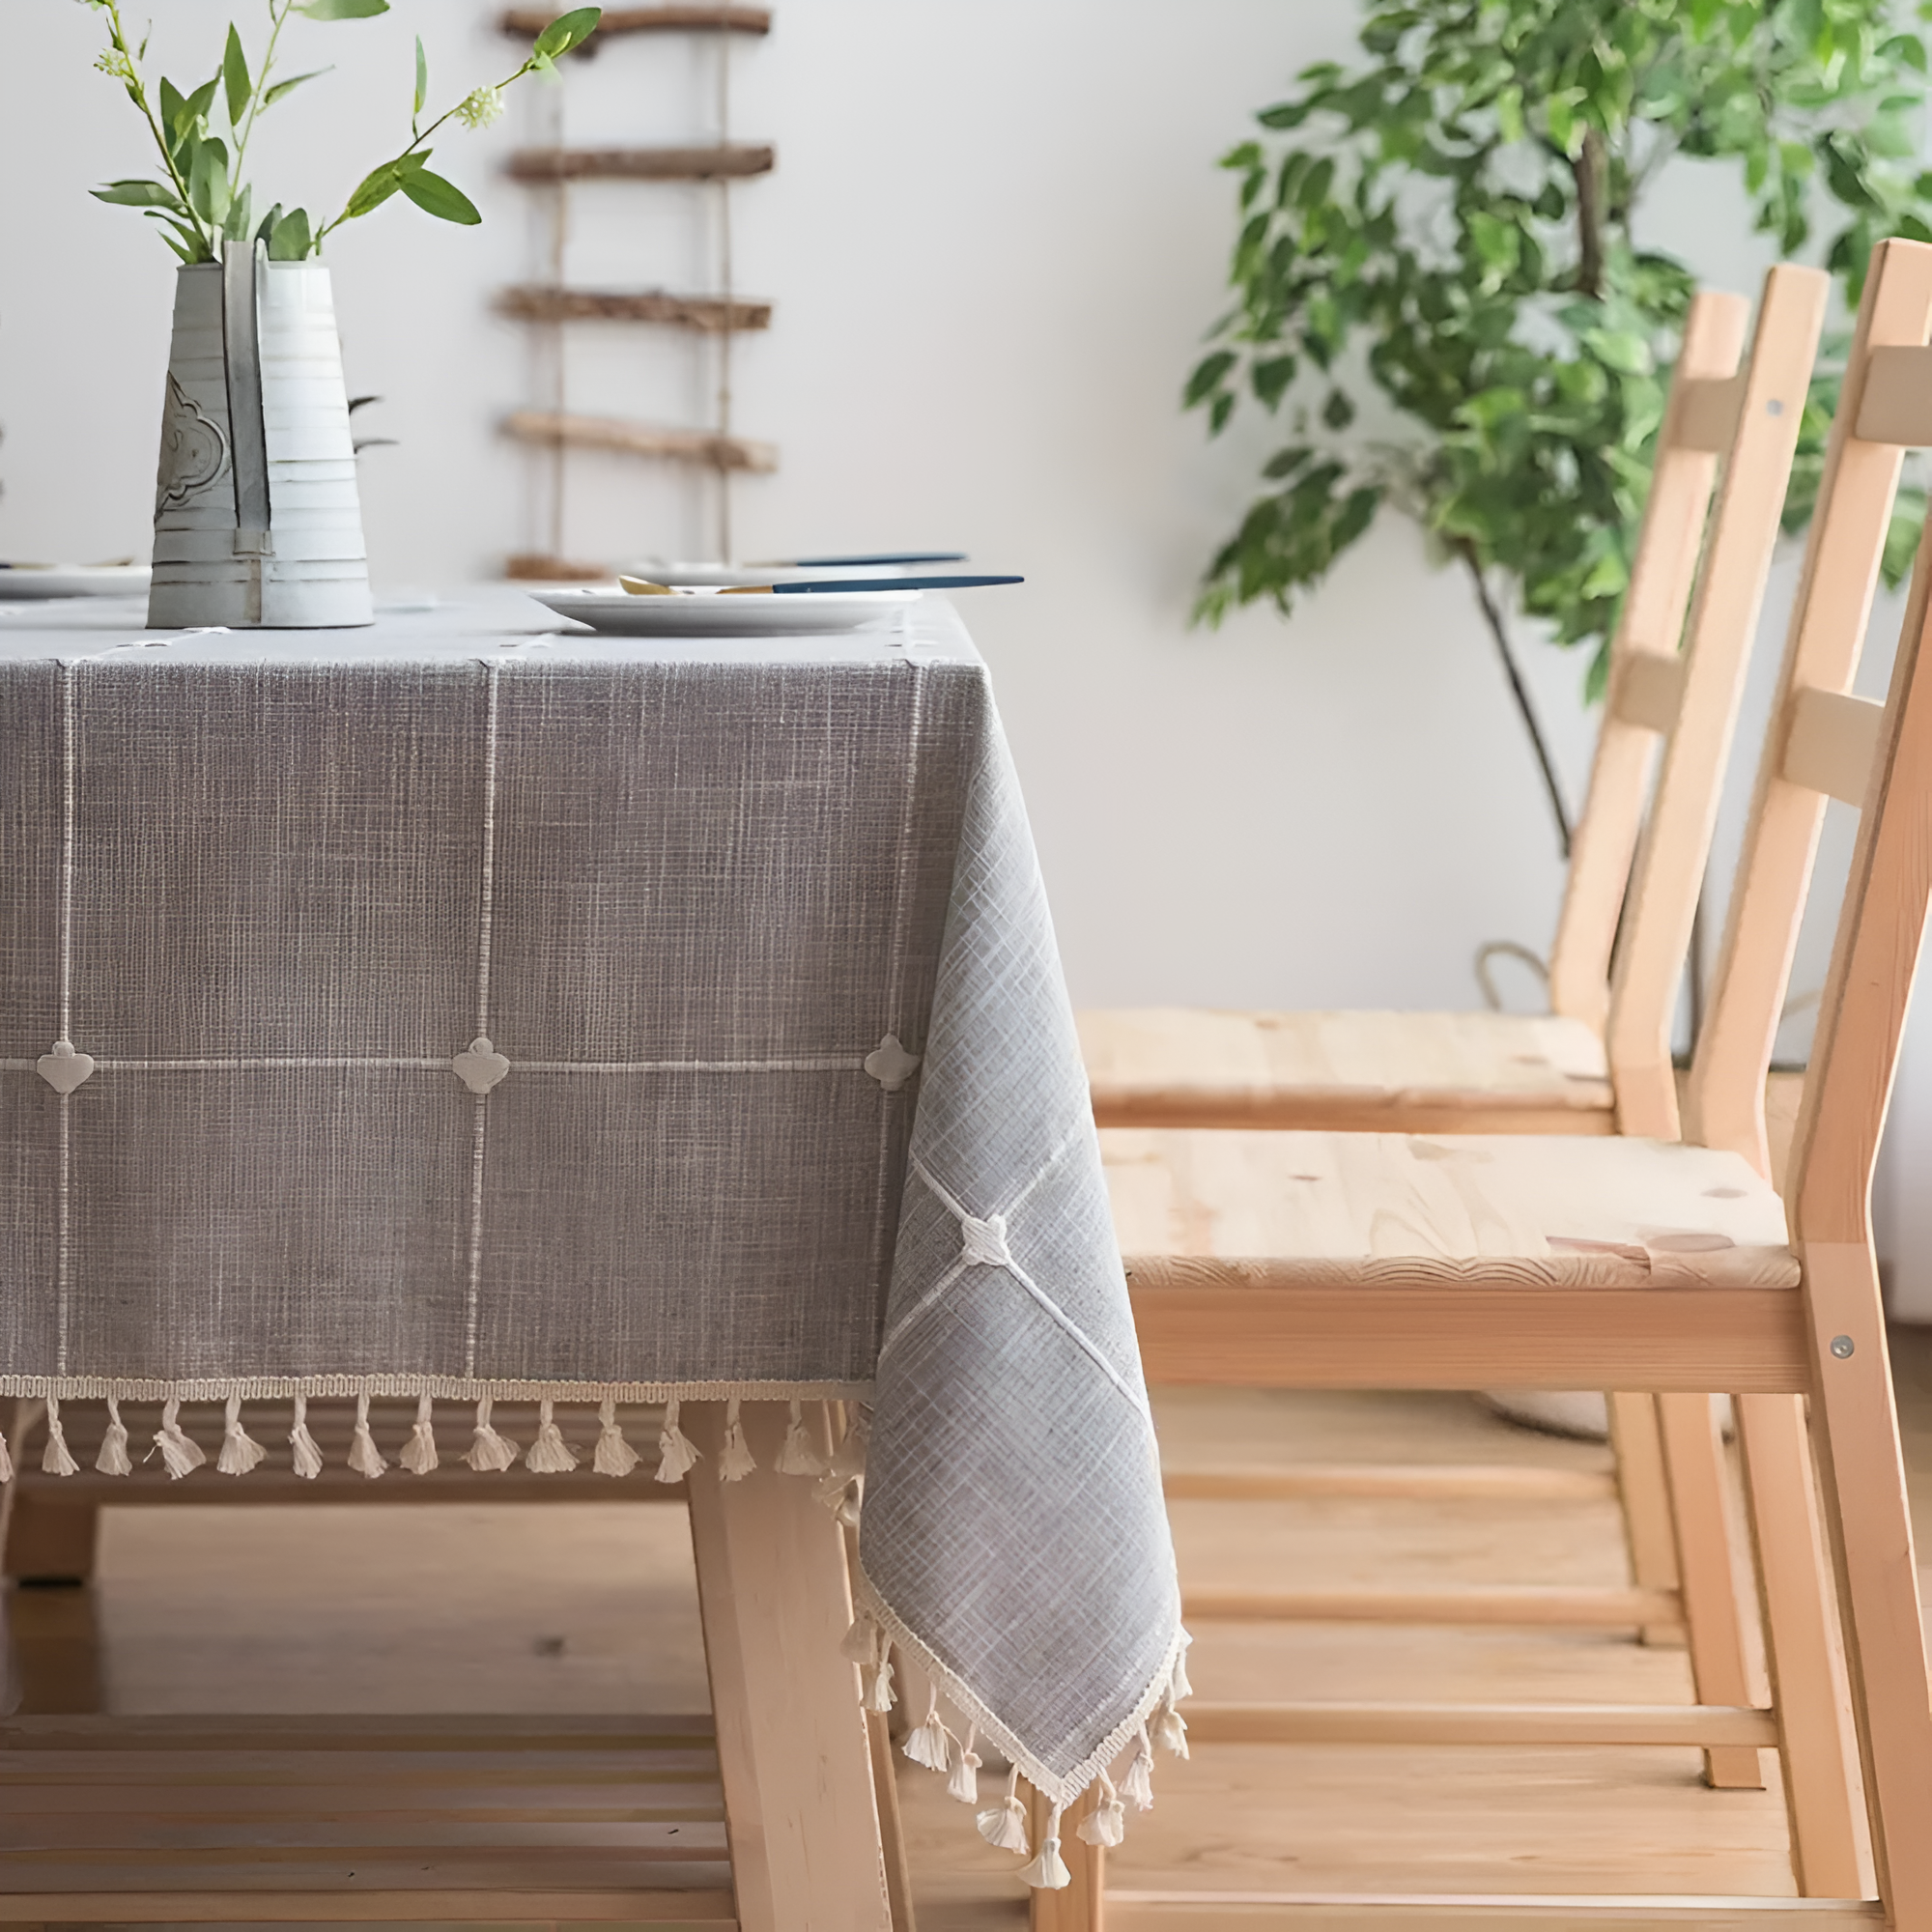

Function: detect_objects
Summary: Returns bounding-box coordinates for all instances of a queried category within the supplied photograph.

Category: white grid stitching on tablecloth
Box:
[871,661,927,1289]
[22,654,934,1384]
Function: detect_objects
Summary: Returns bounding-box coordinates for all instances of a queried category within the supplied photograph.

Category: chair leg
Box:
[1031,1781,1104,1932]
[683,1400,894,1932]
[1803,1245,1932,1922]
[1734,1392,1866,1896]
[1655,1392,1765,1789]
[1606,1392,1687,1647]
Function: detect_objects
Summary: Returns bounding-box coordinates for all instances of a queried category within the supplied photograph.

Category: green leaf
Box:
[92,179,188,210]
[223,182,254,242]
[297,0,390,18]
[223,25,250,128]
[398,166,482,224]
[414,36,428,117]
[188,137,232,226]
[185,77,220,127]
[1321,388,1355,430]
[267,206,314,259]
[1184,351,1237,408]
[533,7,603,58]
[263,67,329,107]
[343,161,408,219]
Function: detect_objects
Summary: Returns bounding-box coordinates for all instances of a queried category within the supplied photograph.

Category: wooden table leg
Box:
[684,1400,893,1932]
[1030,1781,1103,1932]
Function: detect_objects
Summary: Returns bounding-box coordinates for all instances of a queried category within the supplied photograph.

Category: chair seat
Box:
[1101,1128,1799,1290]
[1079,1008,1615,1131]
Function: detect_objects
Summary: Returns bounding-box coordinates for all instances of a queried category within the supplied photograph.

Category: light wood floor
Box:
[5,1339,1930,1927]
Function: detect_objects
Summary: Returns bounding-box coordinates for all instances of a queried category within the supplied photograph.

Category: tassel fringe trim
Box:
[0,1391,867,1493]
[0,1381,1183,1892]
[850,1573,1188,1888]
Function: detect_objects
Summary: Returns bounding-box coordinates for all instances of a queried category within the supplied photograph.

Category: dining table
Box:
[0,586,1184,1917]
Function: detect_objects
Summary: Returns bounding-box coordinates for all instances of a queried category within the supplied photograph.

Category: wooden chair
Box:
[1079,279,1763,1145]
[1060,236,1932,1929]
[1095,263,1832,1768]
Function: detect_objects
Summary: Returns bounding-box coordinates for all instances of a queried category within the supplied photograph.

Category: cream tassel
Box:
[217,1393,268,1476]
[593,1396,640,1477]
[1018,1801,1070,1889]
[1077,1769,1126,1848]
[526,1397,579,1474]
[1121,1726,1155,1810]
[41,1396,80,1477]
[903,1686,954,1773]
[466,1394,521,1472]
[774,1397,827,1476]
[96,1396,132,1476]
[348,1392,387,1479]
[718,1396,756,1482]
[1153,1685,1189,1759]
[289,1394,325,1480]
[976,1765,1030,1855]
[840,1610,895,1713]
[1170,1627,1194,1701]
[152,1396,207,1479]
[401,1393,439,1474]
[948,1721,982,1804]
[0,1425,12,1484]
[654,1397,700,1483]
[814,1405,869,1526]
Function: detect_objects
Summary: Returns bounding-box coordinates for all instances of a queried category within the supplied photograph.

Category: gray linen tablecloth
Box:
[0,590,1182,1863]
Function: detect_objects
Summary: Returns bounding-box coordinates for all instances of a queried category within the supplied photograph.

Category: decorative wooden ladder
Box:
[497,5,776,579]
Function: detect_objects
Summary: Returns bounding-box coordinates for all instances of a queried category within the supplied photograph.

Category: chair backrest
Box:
[1599,265,1831,1138]
[1547,288,1750,1030]
[1686,238,1932,1181]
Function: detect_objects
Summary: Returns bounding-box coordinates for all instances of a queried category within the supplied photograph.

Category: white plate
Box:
[0,564,152,601]
[624,559,917,587]
[530,587,920,637]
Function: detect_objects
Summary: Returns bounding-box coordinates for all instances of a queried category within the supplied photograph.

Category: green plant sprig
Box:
[1188,0,1932,854]
[82,0,600,263]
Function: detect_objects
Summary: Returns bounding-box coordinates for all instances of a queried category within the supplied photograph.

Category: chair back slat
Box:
[1790,497,1932,1243]
[1548,292,1749,1029]
[1604,264,1830,1138]
[1687,238,1932,1174]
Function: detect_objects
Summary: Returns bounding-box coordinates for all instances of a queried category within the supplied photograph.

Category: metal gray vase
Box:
[149,247,373,629]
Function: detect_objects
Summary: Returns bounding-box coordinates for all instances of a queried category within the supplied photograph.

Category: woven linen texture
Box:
[0,601,1179,1804]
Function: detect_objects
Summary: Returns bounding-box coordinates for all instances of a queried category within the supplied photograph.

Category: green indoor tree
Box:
[1190,0,1932,852]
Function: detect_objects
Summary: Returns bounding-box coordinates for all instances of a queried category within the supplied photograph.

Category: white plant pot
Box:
[148,255,373,629]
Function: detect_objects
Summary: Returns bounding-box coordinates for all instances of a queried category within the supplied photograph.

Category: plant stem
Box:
[99,0,214,255]
[1457,541,1573,860]
[233,0,298,186]
[313,53,540,243]
[1573,127,1605,298]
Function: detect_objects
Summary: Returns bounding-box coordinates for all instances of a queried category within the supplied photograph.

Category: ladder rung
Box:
[504,412,778,473]
[508,145,775,183]
[498,287,772,332]
[503,5,772,40]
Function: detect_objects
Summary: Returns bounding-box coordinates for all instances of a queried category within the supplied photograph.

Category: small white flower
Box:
[95,45,135,80]
[455,85,505,129]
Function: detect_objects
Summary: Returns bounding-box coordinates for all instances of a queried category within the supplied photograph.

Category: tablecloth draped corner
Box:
[0,594,1184,1876]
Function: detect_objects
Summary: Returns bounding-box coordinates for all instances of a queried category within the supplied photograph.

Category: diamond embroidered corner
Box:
[865,1033,922,1092]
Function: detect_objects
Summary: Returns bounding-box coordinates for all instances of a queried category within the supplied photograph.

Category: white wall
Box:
[5,0,1932,1307]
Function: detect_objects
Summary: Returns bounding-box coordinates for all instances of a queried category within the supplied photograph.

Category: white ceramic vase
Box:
[148,251,373,629]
